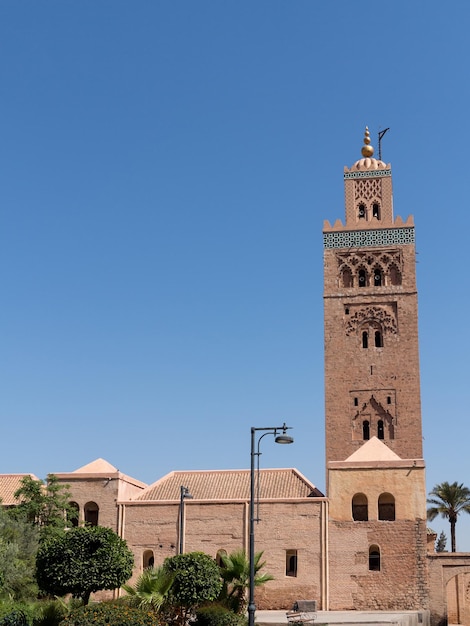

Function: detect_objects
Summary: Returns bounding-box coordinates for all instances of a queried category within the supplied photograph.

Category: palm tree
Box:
[219,549,273,614]
[122,566,174,612]
[427,481,470,552]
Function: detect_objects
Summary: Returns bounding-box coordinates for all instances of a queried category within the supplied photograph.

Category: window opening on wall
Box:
[143,550,155,569]
[362,331,368,349]
[362,420,370,440]
[84,501,99,526]
[389,265,402,286]
[354,397,358,407]
[216,550,227,568]
[375,331,383,348]
[286,549,298,577]
[345,307,350,315]
[377,420,384,440]
[68,502,79,527]
[369,545,381,571]
[378,493,395,521]
[358,269,367,287]
[352,493,368,521]
[387,396,391,405]
[358,204,366,219]
[372,203,380,219]
[374,270,382,286]
[342,268,353,288]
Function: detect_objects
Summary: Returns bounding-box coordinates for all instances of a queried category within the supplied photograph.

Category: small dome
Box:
[350,126,387,171]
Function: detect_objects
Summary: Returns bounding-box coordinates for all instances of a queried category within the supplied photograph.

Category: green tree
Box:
[435,530,447,553]
[35,525,134,604]
[12,475,76,538]
[219,550,273,614]
[427,481,470,552]
[0,506,39,601]
[162,552,222,626]
[122,566,174,612]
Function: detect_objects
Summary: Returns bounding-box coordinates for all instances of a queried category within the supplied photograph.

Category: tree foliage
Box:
[162,552,222,626]
[435,530,447,553]
[427,481,470,552]
[35,526,134,604]
[0,506,39,601]
[219,550,273,614]
[122,566,174,612]
[12,475,76,538]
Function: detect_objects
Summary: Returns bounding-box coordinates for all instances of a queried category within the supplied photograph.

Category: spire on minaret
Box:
[361,126,374,158]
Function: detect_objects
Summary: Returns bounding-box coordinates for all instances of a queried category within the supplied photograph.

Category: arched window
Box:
[373,269,382,286]
[68,501,79,527]
[341,267,353,288]
[84,501,99,526]
[143,550,155,569]
[378,493,395,521]
[352,493,368,521]
[377,420,384,440]
[369,545,381,571]
[389,265,402,286]
[358,203,366,219]
[286,549,298,577]
[372,203,381,219]
[374,330,383,347]
[362,420,370,440]
[216,549,227,568]
[362,331,368,349]
[358,269,367,287]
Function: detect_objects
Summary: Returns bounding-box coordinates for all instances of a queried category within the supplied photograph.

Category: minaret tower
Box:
[323,127,423,466]
[323,129,428,611]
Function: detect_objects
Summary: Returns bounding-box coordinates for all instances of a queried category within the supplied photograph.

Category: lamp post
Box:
[248,424,293,626]
[178,485,193,554]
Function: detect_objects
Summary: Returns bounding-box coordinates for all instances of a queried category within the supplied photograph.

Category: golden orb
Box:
[361,144,374,157]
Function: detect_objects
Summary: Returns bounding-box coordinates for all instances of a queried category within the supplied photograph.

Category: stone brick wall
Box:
[328,519,428,611]
[122,499,327,610]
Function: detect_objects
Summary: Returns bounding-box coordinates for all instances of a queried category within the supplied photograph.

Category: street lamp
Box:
[178,485,193,554]
[248,424,293,626]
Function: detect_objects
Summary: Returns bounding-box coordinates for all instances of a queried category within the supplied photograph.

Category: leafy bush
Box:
[162,552,222,626]
[59,602,158,626]
[36,526,134,604]
[194,605,246,626]
[0,608,29,626]
[32,599,70,626]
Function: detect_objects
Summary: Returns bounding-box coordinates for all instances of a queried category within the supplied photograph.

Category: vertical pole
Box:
[179,486,184,555]
[248,428,256,626]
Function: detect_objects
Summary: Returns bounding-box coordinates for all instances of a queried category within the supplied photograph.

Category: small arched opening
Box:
[84,501,99,526]
[369,545,381,571]
[67,501,79,527]
[352,493,368,521]
[378,493,395,521]
[143,550,155,569]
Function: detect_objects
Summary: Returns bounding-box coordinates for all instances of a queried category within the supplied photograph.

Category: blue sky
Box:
[1,2,469,551]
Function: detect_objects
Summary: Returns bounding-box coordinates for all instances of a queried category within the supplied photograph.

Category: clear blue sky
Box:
[1,2,469,551]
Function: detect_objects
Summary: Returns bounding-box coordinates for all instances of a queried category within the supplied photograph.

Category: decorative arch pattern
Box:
[337,249,403,288]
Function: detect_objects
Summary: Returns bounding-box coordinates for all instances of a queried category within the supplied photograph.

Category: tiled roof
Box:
[0,474,40,506]
[134,468,323,502]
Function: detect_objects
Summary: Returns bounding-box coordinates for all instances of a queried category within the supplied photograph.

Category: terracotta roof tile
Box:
[0,474,40,506]
[134,468,323,501]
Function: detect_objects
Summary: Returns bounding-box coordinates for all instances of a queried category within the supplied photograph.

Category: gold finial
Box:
[361,126,374,158]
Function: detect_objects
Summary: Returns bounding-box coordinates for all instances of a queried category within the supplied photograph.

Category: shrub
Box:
[0,608,29,626]
[194,605,246,626]
[58,602,159,626]
[162,552,222,626]
[32,599,70,626]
